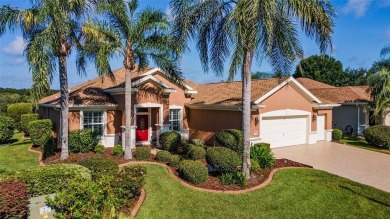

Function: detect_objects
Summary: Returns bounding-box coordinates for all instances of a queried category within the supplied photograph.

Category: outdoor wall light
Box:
[255,117,259,125]
[312,115,317,121]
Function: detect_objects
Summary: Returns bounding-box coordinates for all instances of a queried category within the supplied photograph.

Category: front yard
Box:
[339,136,390,155]
[0,132,39,171]
[136,164,390,218]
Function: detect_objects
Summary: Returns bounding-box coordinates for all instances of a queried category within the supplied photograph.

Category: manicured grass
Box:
[0,132,39,171]
[136,164,390,218]
[340,136,390,155]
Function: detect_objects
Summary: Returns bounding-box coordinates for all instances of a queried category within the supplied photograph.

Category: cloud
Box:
[5,57,25,66]
[2,36,25,55]
[342,0,372,17]
[378,0,390,7]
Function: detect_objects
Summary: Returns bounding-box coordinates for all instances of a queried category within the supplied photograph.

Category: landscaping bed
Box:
[170,158,311,191]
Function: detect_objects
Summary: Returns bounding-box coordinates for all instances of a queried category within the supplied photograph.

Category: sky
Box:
[0,0,390,89]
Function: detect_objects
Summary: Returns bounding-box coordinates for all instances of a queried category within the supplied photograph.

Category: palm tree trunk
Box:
[124,68,133,159]
[59,55,69,160]
[241,49,253,179]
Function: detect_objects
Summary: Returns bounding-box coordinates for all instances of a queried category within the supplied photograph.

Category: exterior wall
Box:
[259,84,316,131]
[38,107,60,138]
[69,111,80,131]
[333,105,366,135]
[318,109,332,130]
[106,110,122,134]
[385,111,390,126]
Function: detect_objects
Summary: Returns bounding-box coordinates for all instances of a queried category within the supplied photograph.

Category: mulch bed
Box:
[40,148,156,165]
[170,159,312,191]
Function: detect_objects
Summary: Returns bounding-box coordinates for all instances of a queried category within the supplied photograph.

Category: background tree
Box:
[79,0,181,159]
[171,0,335,178]
[367,45,390,124]
[341,67,373,86]
[0,0,96,160]
[251,70,289,80]
[293,55,344,86]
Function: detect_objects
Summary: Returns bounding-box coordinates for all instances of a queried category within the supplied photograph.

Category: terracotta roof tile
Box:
[39,67,154,105]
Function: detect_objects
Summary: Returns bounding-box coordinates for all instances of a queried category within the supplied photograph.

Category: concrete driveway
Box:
[272,141,390,192]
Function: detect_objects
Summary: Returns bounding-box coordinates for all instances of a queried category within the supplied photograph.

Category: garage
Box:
[260,115,308,148]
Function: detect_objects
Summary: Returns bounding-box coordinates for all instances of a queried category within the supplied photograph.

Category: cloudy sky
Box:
[0,0,390,89]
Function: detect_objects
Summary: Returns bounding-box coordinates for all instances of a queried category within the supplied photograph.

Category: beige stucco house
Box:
[38,67,371,149]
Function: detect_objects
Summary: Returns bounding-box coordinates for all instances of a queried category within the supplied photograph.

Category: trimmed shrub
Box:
[43,137,56,158]
[20,113,38,136]
[251,159,260,172]
[136,147,151,160]
[156,150,171,163]
[11,164,91,197]
[215,129,243,153]
[332,129,343,141]
[94,144,105,154]
[113,144,124,156]
[0,116,14,143]
[219,171,246,187]
[188,138,205,146]
[183,143,196,156]
[169,154,181,168]
[28,119,52,146]
[250,144,275,168]
[206,147,242,172]
[80,157,119,180]
[0,179,28,219]
[159,131,181,151]
[68,129,99,153]
[179,160,208,184]
[47,165,146,218]
[7,103,32,130]
[363,126,390,148]
[189,146,206,160]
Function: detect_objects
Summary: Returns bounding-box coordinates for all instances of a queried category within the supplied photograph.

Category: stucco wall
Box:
[385,111,390,126]
[106,110,122,134]
[259,84,317,131]
[69,111,80,131]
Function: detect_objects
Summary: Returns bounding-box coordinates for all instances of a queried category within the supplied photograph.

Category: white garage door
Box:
[260,116,308,148]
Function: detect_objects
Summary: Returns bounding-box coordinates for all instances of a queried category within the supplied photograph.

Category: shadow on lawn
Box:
[340,185,390,207]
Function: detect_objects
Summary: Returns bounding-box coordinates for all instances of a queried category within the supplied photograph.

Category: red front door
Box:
[136,115,149,142]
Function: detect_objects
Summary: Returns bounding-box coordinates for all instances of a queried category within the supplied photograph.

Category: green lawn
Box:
[136,164,390,219]
[339,136,390,155]
[0,132,40,171]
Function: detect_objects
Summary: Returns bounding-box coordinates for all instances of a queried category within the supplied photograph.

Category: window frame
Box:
[169,106,182,132]
[80,110,106,136]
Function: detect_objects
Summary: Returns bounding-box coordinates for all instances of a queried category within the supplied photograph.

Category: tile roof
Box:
[188,78,287,105]
[39,67,154,105]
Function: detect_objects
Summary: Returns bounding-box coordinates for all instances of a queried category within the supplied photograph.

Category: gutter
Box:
[185,103,265,111]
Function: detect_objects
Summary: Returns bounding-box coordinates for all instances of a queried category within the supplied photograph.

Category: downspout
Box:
[357,104,360,135]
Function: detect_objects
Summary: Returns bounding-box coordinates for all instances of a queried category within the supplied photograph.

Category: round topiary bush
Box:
[94,144,105,154]
[189,146,206,160]
[7,103,32,130]
[0,115,14,143]
[169,154,181,168]
[215,129,243,154]
[363,126,390,148]
[159,131,181,151]
[68,129,99,153]
[28,119,52,147]
[156,150,171,163]
[113,144,124,156]
[178,160,208,184]
[20,113,38,136]
[135,147,151,160]
[187,139,205,146]
[250,159,260,172]
[206,147,242,172]
[79,157,119,180]
[332,129,343,141]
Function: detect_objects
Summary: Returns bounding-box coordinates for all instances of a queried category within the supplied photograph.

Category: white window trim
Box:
[169,105,183,132]
[80,110,107,137]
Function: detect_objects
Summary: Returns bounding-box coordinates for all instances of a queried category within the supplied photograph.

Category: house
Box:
[39,67,364,149]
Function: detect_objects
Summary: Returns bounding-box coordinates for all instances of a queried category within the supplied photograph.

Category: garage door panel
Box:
[260,116,308,148]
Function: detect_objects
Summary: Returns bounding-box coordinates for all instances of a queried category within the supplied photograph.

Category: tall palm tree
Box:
[79,0,181,159]
[171,0,335,178]
[0,0,96,160]
[368,45,390,124]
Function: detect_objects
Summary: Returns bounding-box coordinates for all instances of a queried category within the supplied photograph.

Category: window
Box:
[169,109,181,131]
[83,111,104,135]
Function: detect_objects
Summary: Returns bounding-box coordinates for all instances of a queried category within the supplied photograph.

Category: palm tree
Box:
[0,0,96,160]
[368,45,390,124]
[79,0,181,159]
[170,0,335,178]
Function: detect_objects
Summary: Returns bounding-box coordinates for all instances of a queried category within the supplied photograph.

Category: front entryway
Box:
[316,115,325,141]
[136,114,149,142]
